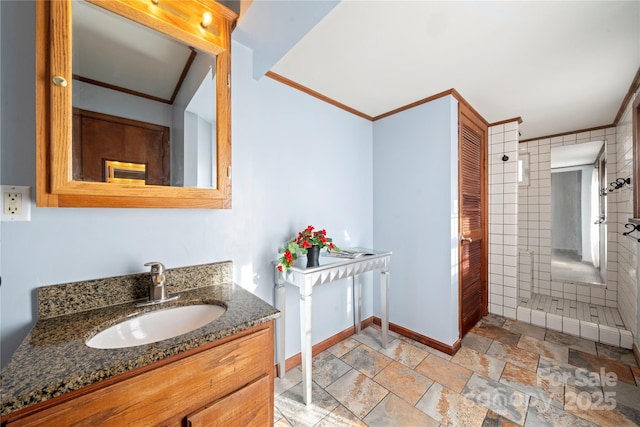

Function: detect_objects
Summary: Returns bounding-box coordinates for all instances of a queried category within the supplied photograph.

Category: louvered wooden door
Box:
[458,104,488,338]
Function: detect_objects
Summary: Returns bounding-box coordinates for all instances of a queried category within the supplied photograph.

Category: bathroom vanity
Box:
[0,262,279,426]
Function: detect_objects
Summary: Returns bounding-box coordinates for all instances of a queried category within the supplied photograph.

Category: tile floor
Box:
[274,314,640,426]
[519,294,624,328]
[551,249,604,285]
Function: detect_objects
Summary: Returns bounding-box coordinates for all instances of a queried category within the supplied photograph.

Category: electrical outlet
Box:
[1,186,31,222]
[4,193,22,215]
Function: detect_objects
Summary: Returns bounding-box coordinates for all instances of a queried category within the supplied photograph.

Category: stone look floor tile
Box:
[503,319,547,341]
[273,314,638,426]
[351,326,394,351]
[568,348,635,385]
[373,360,434,405]
[325,369,389,419]
[544,330,597,356]
[398,336,453,360]
[416,381,488,427]
[483,409,522,427]
[595,342,639,367]
[463,332,495,353]
[327,337,361,358]
[524,396,599,427]
[487,340,540,372]
[517,335,569,364]
[452,346,507,380]
[377,337,430,369]
[463,373,529,425]
[481,313,508,328]
[415,353,474,393]
[275,381,340,427]
[312,350,353,388]
[274,406,285,425]
[564,384,640,427]
[363,393,440,427]
[315,405,367,427]
[340,344,393,378]
[275,366,302,396]
[274,417,292,427]
[472,322,521,346]
[499,363,563,408]
[536,356,607,394]
[602,376,640,411]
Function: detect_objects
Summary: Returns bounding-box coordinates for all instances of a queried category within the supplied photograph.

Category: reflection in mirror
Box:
[72,0,217,189]
[550,141,606,285]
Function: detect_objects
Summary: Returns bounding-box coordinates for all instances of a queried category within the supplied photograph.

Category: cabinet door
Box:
[186,375,271,427]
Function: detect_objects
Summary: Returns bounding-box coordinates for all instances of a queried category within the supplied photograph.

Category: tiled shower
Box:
[488,110,637,350]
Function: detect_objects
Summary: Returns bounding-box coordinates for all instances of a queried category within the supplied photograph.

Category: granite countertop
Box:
[0,282,279,416]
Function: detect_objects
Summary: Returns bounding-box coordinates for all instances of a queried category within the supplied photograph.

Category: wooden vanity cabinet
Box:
[2,322,274,427]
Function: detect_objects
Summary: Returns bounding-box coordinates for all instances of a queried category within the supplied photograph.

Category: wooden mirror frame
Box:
[36,0,237,208]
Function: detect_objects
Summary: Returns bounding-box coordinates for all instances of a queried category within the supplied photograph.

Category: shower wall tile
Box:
[614,88,639,340]
[488,121,520,320]
[518,128,617,307]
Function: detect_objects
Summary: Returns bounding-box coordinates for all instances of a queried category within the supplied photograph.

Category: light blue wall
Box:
[0,1,373,367]
[372,96,460,346]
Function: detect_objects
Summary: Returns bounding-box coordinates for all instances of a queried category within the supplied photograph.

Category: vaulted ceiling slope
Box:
[238,0,640,141]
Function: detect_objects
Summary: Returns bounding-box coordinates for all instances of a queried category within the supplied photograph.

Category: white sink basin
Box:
[86,304,226,349]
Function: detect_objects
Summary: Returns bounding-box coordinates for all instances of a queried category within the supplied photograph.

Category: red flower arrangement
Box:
[277,225,339,272]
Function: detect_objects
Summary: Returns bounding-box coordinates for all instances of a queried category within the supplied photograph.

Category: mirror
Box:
[36,0,237,208]
[550,141,607,285]
[72,1,216,189]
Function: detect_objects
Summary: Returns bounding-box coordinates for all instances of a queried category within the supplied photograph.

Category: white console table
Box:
[273,251,391,405]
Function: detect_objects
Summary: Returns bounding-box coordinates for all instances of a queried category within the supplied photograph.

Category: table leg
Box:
[300,281,313,405]
[353,275,362,335]
[381,270,389,348]
[274,275,286,379]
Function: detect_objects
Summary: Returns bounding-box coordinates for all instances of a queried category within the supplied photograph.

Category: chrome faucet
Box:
[141,262,179,305]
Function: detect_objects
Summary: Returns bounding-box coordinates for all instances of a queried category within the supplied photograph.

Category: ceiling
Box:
[73,1,192,102]
[550,140,604,169]
[265,1,640,140]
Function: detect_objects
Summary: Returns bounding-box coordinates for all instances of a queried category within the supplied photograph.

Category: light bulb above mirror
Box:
[201,11,213,28]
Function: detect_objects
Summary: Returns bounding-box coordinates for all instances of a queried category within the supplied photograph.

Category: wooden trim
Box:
[633,342,640,368]
[168,48,198,105]
[372,89,456,121]
[36,1,57,207]
[489,117,523,127]
[277,316,463,377]
[614,67,640,126]
[372,88,489,126]
[519,124,614,143]
[265,72,495,129]
[374,317,461,355]
[73,75,172,105]
[450,88,489,126]
[265,71,373,121]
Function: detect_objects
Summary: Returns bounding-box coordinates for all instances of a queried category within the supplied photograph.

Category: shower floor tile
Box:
[519,293,625,329]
